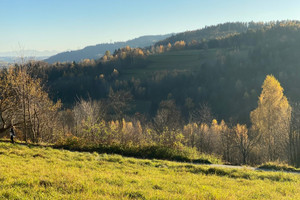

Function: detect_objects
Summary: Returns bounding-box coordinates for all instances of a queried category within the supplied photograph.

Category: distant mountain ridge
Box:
[45,34,172,64]
[44,22,265,64]
[154,22,267,46]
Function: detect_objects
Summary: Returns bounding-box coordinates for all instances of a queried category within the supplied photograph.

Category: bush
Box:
[54,135,85,150]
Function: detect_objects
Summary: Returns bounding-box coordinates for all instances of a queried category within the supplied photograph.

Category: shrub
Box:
[55,135,85,150]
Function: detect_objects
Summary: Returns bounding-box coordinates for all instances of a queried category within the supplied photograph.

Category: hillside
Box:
[45,34,172,63]
[0,141,299,199]
[41,21,300,124]
[154,22,266,46]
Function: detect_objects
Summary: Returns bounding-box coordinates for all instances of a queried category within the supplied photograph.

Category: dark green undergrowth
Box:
[170,164,295,182]
[258,162,300,173]
[53,138,222,164]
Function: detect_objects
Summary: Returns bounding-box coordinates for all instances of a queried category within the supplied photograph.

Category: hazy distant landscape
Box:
[0,50,58,67]
[1,0,300,199]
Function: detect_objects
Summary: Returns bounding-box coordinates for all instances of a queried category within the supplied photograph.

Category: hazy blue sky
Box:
[1,0,300,53]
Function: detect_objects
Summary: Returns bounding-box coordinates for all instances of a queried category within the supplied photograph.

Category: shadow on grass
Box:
[258,162,300,173]
[172,164,294,182]
[0,139,49,148]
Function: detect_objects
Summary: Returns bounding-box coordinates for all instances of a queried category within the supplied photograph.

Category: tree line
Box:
[32,21,300,125]
[56,75,299,166]
[1,21,300,166]
[1,63,299,166]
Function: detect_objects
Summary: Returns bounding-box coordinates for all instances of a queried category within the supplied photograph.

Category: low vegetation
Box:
[54,138,222,164]
[258,162,300,173]
[0,142,299,199]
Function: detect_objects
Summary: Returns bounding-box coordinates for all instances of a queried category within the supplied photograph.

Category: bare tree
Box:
[73,98,106,142]
[190,103,214,125]
[107,88,133,120]
[0,65,61,143]
[153,99,181,134]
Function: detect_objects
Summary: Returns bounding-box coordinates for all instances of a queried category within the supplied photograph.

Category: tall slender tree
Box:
[250,75,291,161]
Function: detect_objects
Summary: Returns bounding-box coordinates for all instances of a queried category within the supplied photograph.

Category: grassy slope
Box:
[0,142,299,200]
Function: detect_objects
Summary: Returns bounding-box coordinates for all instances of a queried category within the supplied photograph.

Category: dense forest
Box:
[154,21,266,46]
[40,21,300,123]
[1,21,300,166]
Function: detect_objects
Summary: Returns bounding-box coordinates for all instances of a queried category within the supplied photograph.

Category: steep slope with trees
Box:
[154,22,266,46]
[39,21,300,124]
[2,21,300,167]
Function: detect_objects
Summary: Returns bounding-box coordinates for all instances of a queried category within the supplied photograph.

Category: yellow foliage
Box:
[174,40,186,46]
[251,75,291,134]
[183,123,198,135]
[250,75,291,161]
[102,55,108,62]
[235,124,248,141]
[120,52,126,59]
[211,119,218,126]
[125,45,131,51]
[200,123,209,133]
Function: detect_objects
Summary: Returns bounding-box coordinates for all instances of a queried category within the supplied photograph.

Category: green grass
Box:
[258,162,300,173]
[54,138,223,165]
[0,142,299,199]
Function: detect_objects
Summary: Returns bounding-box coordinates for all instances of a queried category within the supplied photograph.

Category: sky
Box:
[1,0,300,53]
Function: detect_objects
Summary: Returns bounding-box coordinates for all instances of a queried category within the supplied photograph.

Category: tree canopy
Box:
[250,75,291,161]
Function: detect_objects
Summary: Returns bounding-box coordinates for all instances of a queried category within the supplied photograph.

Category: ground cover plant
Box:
[258,162,300,173]
[0,142,299,200]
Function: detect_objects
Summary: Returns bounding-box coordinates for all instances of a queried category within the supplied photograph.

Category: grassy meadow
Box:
[0,142,299,200]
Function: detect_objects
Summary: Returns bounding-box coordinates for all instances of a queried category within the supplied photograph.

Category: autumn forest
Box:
[1,21,300,168]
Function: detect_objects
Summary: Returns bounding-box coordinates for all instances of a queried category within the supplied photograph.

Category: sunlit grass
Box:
[258,161,300,173]
[54,137,224,164]
[0,142,299,199]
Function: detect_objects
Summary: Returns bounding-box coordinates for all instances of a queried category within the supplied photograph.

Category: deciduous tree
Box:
[250,75,291,161]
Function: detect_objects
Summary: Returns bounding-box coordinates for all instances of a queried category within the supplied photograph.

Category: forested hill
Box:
[154,22,266,46]
[34,21,300,124]
[44,34,172,63]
